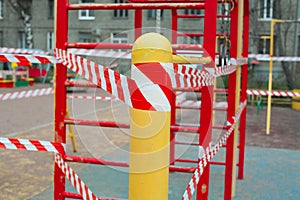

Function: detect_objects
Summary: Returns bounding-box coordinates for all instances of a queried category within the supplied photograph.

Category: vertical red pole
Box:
[134,9,142,40]
[54,0,68,199]
[171,9,178,44]
[196,0,217,199]
[238,0,249,180]
[170,9,178,165]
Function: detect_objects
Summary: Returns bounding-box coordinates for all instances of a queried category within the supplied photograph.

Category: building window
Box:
[18,32,26,48]
[79,0,95,20]
[110,32,128,51]
[183,36,201,45]
[79,32,100,43]
[147,9,164,19]
[259,0,273,20]
[258,37,270,54]
[48,0,54,18]
[184,9,202,15]
[114,0,128,18]
[47,32,54,51]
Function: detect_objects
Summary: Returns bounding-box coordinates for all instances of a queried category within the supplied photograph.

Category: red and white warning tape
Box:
[0,47,51,55]
[0,53,58,64]
[0,87,54,101]
[246,89,300,97]
[176,100,227,110]
[55,154,99,200]
[55,48,172,111]
[249,54,300,62]
[181,101,247,200]
[68,95,115,101]
[68,48,131,59]
[0,137,65,154]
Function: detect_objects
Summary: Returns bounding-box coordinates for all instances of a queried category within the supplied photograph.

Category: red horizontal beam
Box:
[67,42,133,49]
[64,118,130,129]
[65,80,97,87]
[67,42,203,50]
[65,155,129,167]
[67,3,205,10]
[65,118,226,133]
[63,192,82,199]
[175,141,199,146]
[128,0,205,2]
[175,158,198,163]
[177,32,204,37]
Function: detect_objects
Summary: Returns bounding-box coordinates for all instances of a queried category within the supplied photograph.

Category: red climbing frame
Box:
[54,0,249,199]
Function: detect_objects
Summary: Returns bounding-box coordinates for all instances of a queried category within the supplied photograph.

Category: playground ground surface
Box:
[0,84,300,200]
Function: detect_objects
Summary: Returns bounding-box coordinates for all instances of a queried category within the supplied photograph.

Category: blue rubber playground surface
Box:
[31,145,300,200]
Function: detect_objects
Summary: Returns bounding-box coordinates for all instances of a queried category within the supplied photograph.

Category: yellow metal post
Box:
[129,33,172,200]
[66,104,78,152]
[265,19,284,135]
[231,0,244,196]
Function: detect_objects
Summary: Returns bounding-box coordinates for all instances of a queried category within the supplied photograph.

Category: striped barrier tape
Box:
[55,48,171,111]
[246,89,300,97]
[181,101,247,200]
[0,53,58,64]
[249,54,300,62]
[68,95,115,101]
[0,137,65,154]
[0,87,54,101]
[0,47,51,55]
[55,153,99,200]
[176,100,228,110]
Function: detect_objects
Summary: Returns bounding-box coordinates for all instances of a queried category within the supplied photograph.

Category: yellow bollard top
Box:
[132,32,173,64]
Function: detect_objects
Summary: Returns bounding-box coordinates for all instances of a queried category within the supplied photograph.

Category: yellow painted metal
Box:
[66,104,78,152]
[292,89,300,111]
[172,55,211,64]
[231,0,244,197]
[266,19,284,135]
[129,33,171,200]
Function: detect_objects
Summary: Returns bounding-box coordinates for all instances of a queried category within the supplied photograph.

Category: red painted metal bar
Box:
[224,0,239,199]
[170,92,177,165]
[176,158,198,163]
[64,118,225,133]
[65,80,97,87]
[64,118,130,129]
[170,9,178,166]
[171,9,178,45]
[177,33,204,37]
[196,0,217,199]
[175,141,199,146]
[54,0,68,199]
[63,192,82,199]
[134,9,142,40]
[238,0,249,180]
[129,0,206,2]
[176,105,227,111]
[67,42,133,49]
[65,155,129,167]
[67,3,205,10]
[67,42,203,50]
[177,14,230,18]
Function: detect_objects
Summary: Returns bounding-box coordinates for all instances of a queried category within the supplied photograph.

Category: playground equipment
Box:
[0,0,250,200]
[0,62,34,88]
[54,1,249,199]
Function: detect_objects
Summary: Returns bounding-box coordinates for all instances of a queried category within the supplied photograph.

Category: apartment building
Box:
[0,0,206,52]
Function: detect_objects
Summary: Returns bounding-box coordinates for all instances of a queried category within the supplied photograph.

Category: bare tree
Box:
[8,0,33,49]
[250,0,298,89]
[273,0,296,89]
